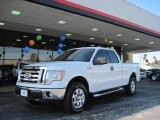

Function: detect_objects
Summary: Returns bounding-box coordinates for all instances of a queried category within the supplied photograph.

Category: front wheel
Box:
[63,82,88,113]
[124,76,137,96]
[151,74,158,81]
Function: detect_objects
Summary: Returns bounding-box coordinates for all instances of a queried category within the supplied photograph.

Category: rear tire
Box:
[63,82,88,113]
[124,76,137,96]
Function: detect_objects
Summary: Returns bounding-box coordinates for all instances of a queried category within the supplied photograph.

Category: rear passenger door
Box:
[107,50,123,87]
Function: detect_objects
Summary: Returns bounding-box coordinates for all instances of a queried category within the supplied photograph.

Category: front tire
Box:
[124,76,137,96]
[151,74,158,81]
[63,82,88,113]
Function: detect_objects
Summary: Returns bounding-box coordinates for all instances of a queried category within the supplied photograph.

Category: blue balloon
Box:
[58,43,63,48]
[23,46,30,53]
[57,49,62,54]
[60,36,65,42]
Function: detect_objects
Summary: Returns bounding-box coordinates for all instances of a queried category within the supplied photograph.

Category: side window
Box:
[107,50,119,63]
[93,49,110,64]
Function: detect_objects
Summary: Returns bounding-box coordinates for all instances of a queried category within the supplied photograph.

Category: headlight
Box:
[17,70,22,82]
[45,70,65,84]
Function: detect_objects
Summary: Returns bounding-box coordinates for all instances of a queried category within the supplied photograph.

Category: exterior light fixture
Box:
[116,34,122,37]
[0,22,5,26]
[108,41,113,44]
[124,44,128,46]
[135,38,141,41]
[57,21,66,24]
[16,39,21,42]
[89,38,95,40]
[90,45,95,47]
[91,28,99,31]
[11,10,21,16]
[36,28,42,31]
[149,42,154,44]
[23,35,28,38]
[66,33,72,36]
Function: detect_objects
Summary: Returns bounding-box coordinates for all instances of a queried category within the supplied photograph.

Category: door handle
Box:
[110,66,114,71]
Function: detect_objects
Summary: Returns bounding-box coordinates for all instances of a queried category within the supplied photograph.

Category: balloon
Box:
[57,49,62,54]
[36,35,42,41]
[23,46,30,53]
[58,43,63,48]
[29,40,35,46]
[60,36,65,42]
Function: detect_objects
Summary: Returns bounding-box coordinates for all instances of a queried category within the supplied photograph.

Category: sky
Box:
[127,0,160,17]
[127,0,160,65]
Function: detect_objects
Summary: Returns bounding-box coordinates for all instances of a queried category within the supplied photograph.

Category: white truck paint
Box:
[16,47,140,113]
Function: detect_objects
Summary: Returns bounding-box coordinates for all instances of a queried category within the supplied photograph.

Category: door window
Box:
[93,49,110,64]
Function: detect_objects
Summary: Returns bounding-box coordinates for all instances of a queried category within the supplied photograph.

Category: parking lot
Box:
[1,79,160,120]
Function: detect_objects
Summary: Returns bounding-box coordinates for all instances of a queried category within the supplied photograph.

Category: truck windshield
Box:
[53,49,95,62]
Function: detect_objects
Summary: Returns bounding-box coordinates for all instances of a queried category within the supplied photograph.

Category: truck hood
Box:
[27,61,89,69]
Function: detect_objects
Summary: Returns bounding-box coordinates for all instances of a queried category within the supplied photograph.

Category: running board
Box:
[93,88,123,97]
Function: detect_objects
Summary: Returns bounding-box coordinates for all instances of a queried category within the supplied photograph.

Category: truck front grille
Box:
[20,66,46,84]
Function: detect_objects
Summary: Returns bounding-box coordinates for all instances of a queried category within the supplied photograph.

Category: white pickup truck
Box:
[16,47,140,113]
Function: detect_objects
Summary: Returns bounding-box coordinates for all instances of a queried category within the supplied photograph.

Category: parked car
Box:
[140,72,147,79]
[16,47,140,113]
[148,69,160,81]
[13,62,29,81]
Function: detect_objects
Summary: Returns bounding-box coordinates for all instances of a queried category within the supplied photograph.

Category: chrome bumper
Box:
[15,86,66,100]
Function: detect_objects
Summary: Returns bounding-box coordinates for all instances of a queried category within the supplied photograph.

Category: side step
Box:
[93,88,123,97]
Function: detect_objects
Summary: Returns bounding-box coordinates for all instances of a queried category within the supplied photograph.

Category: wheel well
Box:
[131,72,136,79]
[66,76,89,92]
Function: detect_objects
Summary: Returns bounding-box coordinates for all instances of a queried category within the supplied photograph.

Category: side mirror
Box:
[94,57,108,65]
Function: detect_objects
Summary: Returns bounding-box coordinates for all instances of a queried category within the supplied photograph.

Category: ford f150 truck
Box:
[16,47,140,113]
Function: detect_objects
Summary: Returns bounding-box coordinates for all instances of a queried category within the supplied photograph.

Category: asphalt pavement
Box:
[0,79,160,120]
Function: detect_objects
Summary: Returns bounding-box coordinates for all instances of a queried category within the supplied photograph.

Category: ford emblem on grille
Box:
[24,73,31,79]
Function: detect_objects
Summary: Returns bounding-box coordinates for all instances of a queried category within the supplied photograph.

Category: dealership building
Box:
[0,0,160,85]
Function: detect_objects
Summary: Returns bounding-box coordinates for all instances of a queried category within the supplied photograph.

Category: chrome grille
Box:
[20,66,46,84]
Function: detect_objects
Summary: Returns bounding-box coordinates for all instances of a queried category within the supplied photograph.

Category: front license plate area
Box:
[20,89,28,97]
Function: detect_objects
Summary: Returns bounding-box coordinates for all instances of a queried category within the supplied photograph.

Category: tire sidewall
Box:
[151,74,158,81]
[65,83,88,113]
[129,77,136,95]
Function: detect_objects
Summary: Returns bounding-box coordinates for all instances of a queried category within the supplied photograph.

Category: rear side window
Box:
[107,50,119,63]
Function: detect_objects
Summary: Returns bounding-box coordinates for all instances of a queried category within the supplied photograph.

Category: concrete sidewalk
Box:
[119,105,160,120]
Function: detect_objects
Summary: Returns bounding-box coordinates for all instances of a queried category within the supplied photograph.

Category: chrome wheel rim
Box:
[72,88,85,109]
[152,75,157,81]
[131,81,136,93]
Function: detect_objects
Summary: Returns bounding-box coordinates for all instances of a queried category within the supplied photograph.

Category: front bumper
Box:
[15,86,66,101]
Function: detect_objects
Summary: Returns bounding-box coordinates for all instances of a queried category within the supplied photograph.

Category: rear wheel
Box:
[63,82,88,113]
[124,76,137,96]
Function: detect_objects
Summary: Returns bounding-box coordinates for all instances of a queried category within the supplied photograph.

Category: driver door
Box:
[90,49,113,92]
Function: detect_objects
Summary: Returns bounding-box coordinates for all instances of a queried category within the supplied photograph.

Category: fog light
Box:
[45,92,53,98]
